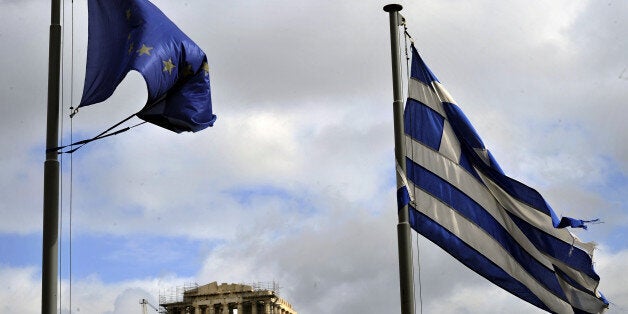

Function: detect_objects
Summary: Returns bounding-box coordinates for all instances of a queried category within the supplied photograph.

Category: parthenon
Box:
[160,282,297,314]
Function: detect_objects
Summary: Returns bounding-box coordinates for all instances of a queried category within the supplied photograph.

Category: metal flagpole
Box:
[42,0,62,313]
[384,4,415,314]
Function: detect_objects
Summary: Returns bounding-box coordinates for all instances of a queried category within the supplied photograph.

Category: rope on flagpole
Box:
[69,1,75,311]
[402,19,423,314]
[398,18,417,314]
[59,0,65,310]
[48,111,145,154]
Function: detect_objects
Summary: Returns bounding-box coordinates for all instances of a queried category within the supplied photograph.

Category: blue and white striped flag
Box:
[401,45,608,313]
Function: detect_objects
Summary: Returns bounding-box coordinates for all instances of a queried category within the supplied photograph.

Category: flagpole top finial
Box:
[383,4,403,12]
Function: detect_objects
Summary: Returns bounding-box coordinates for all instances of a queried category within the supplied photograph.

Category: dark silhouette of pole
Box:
[42,0,61,313]
[384,4,415,314]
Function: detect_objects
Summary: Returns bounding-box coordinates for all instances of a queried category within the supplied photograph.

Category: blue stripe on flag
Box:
[397,186,410,209]
[410,50,440,85]
[443,102,560,222]
[554,267,596,296]
[407,205,551,312]
[440,102,485,149]
[406,160,568,300]
[557,217,599,230]
[487,150,505,175]
[508,213,599,280]
[404,98,444,151]
[457,148,481,181]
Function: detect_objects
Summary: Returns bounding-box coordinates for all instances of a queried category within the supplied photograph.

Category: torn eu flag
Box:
[80,0,216,133]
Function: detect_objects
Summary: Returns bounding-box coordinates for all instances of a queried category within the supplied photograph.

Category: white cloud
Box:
[594,246,628,312]
[424,284,545,314]
[0,264,192,314]
[0,266,40,314]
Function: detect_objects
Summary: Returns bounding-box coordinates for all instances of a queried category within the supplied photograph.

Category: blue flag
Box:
[400,45,608,313]
[80,0,216,133]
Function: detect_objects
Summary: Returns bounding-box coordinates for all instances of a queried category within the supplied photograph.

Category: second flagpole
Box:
[42,0,62,313]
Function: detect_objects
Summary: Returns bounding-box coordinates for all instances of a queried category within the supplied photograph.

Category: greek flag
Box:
[400,45,608,313]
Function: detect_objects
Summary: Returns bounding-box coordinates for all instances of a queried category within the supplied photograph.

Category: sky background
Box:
[0,0,626,313]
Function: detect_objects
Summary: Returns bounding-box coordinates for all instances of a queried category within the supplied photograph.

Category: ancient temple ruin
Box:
[160,282,297,314]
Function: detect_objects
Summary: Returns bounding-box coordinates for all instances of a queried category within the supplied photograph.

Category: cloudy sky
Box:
[1,0,626,313]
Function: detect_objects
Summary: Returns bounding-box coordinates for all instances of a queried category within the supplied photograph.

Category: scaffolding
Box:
[159,281,283,305]
[248,281,281,296]
[159,282,199,305]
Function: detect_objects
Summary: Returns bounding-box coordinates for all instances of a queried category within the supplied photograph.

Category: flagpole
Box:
[384,4,415,314]
[42,0,62,313]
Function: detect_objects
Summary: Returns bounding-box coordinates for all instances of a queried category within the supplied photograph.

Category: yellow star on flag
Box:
[126,9,132,20]
[136,44,153,56]
[163,59,176,74]
[128,42,134,55]
[202,62,210,76]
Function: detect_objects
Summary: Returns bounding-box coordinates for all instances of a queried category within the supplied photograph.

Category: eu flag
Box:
[80,0,216,133]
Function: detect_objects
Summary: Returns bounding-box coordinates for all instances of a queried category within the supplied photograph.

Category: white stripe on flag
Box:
[477,171,596,255]
[432,81,456,104]
[473,148,492,167]
[396,161,414,203]
[546,255,600,293]
[556,271,609,312]
[410,186,573,313]
[405,135,554,269]
[438,119,461,162]
[405,135,599,291]
[408,78,446,116]
[407,78,461,162]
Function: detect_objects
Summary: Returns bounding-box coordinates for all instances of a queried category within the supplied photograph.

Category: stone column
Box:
[196,305,207,314]
[264,302,271,314]
[251,301,258,314]
[207,304,215,314]
[236,303,243,314]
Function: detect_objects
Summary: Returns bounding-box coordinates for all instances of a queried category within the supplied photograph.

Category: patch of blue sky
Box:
[60,233,220,283]
[583,156,628,251]
[594,156,628,193]
[226,185,317,215]
[0,232,220,283]
[598,227,628,252]
[380,161,397,189]
[30,128,101,159]
[59,129,94,146]
[26,143,45,162]
[578,155,626,199]
[0,232,41,268]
